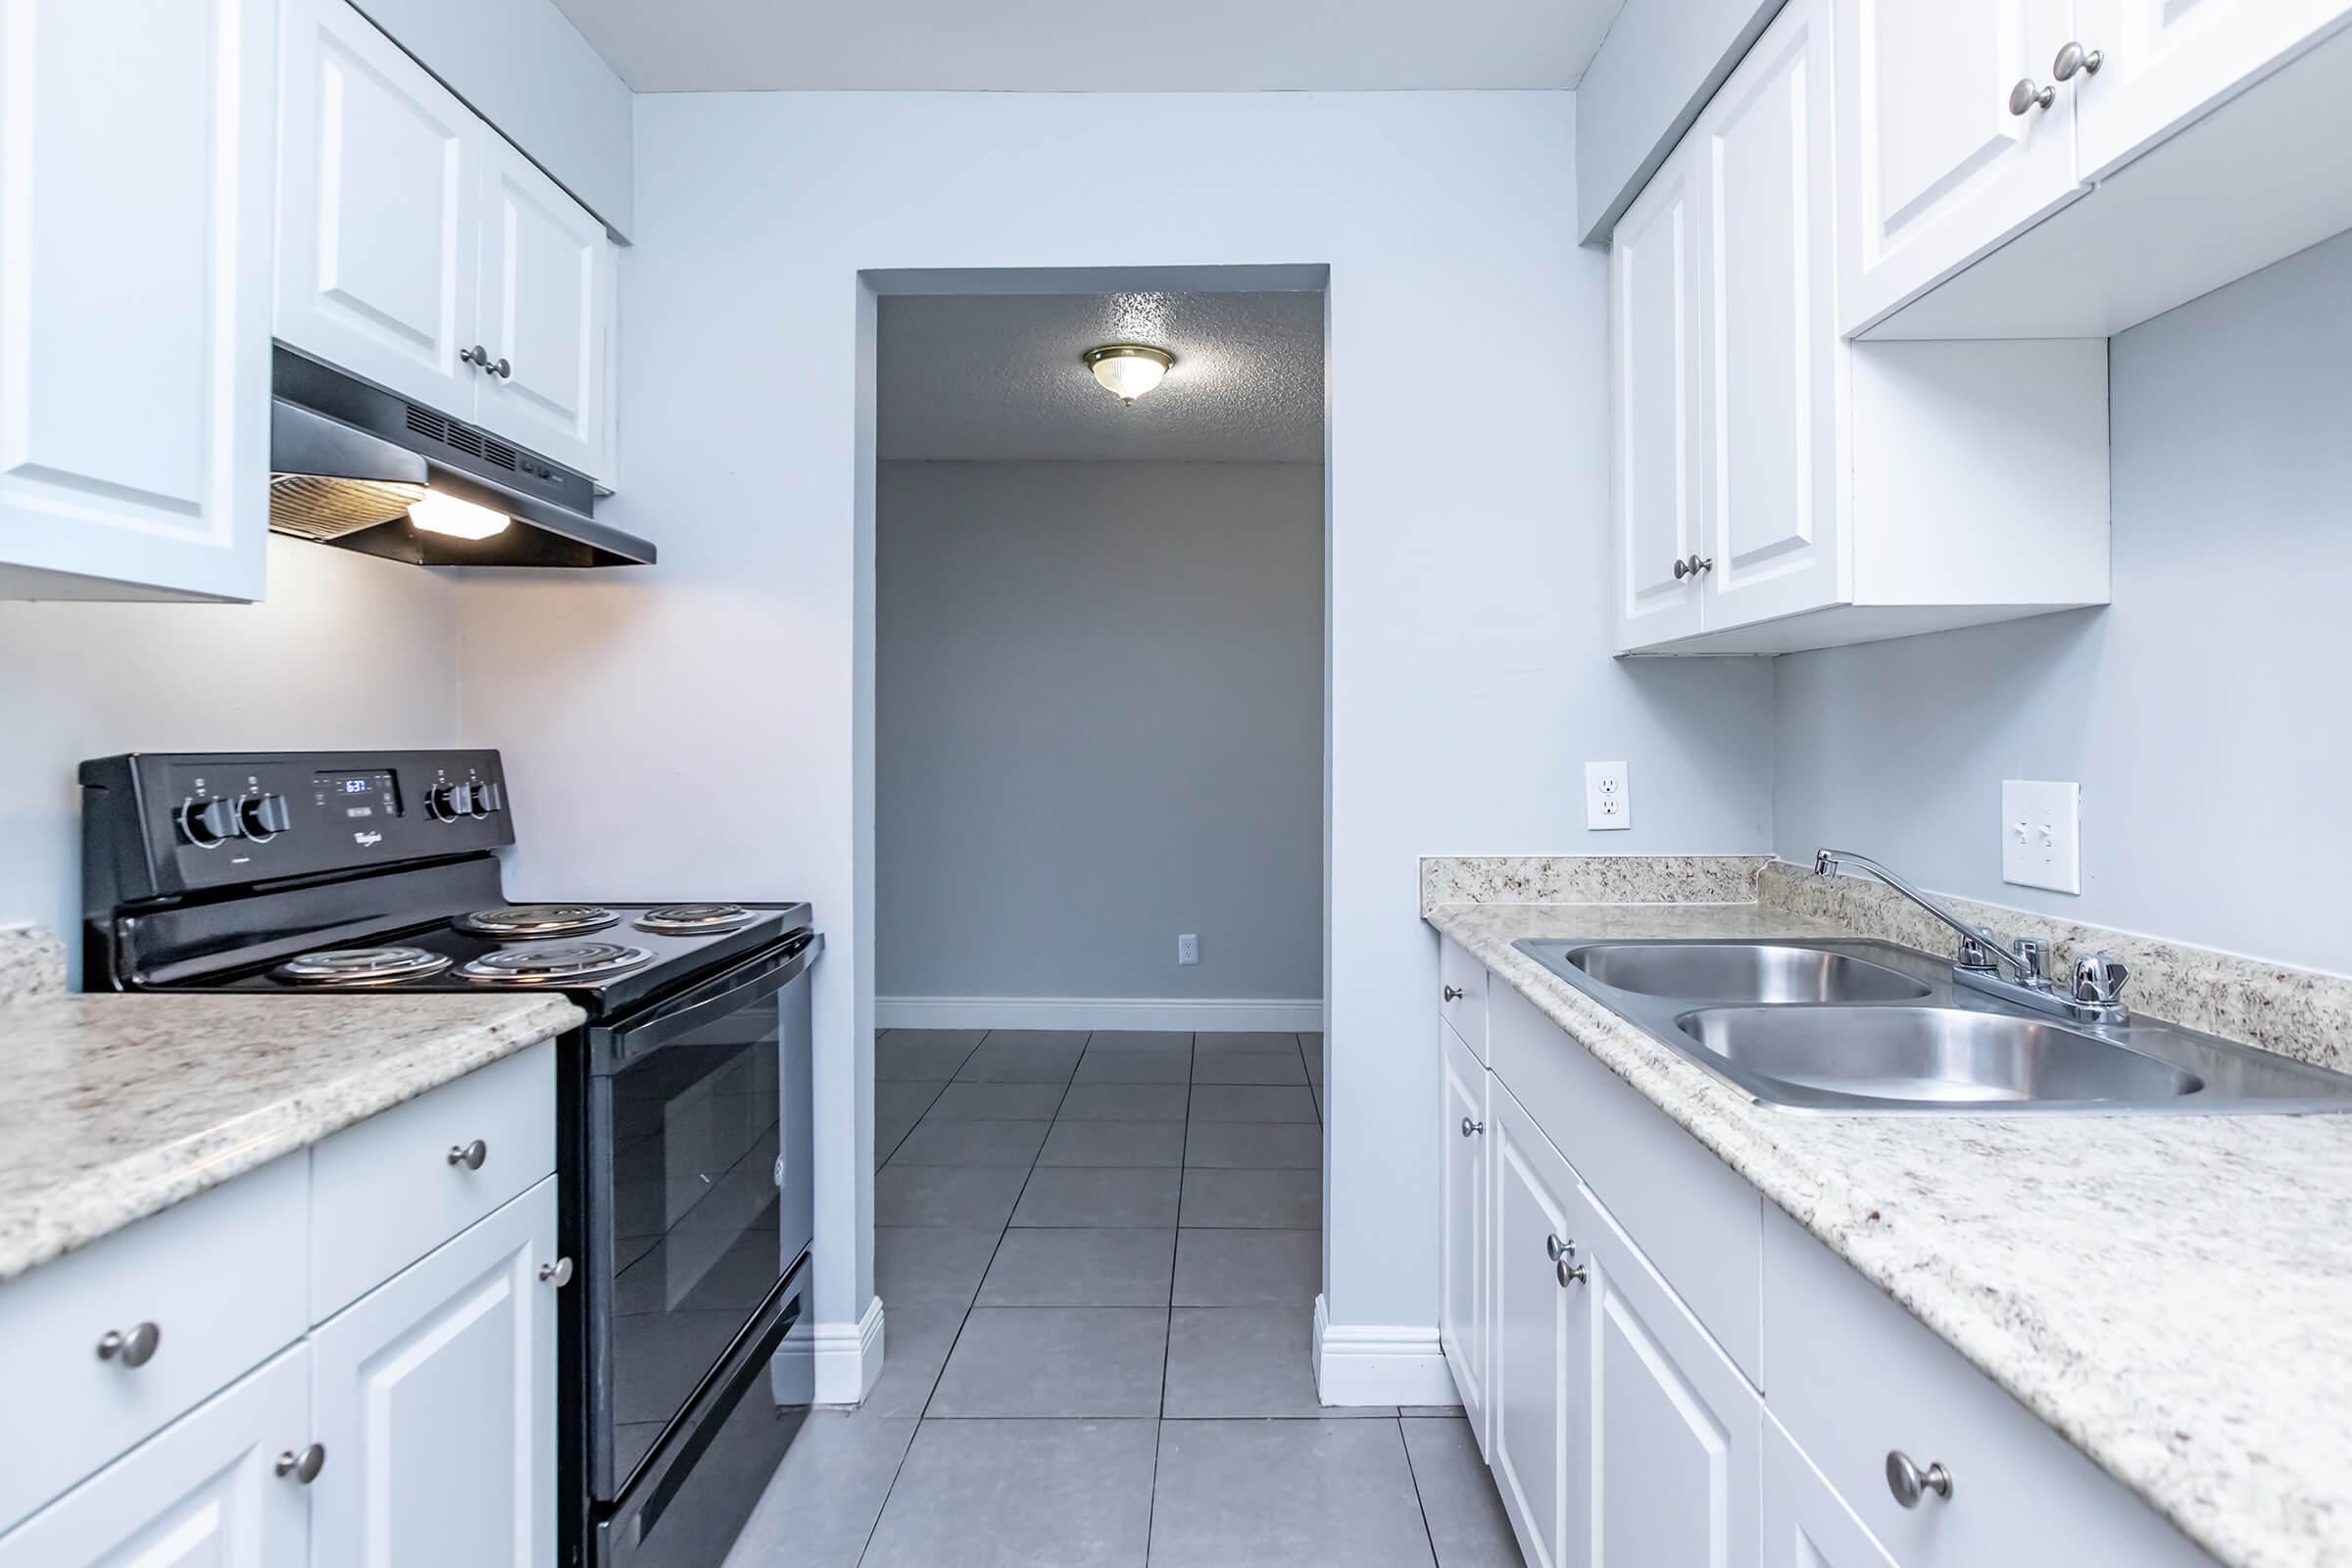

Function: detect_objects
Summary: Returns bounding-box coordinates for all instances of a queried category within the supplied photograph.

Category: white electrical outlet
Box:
[1177,933,1200,966]
[2001,780,2082,894]
[1586,760,1630,830]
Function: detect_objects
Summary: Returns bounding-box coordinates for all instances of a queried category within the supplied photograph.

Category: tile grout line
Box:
[1145,1028,1195,1563]
[1396,1414,1446,1568]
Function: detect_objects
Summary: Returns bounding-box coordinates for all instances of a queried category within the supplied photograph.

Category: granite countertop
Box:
[0,981,583,1284]
[1428,896,2352,1568]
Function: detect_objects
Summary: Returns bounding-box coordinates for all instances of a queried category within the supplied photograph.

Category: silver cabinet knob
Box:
[447,1139,488,1170]
[1886,1449,1953,1507]
[539,1256,574,1287]
[2009,77,2055,115]
[1672,554,1714,580]
[462,344,492,370]
[96,1321,161,1367]
[491,356,513,379]
[274,1444,326,1485]
[1544,1234,1588,1285]
[2052,40,2104,81]
[1443,985,1464,1003]
[1459,1117,1484,1138]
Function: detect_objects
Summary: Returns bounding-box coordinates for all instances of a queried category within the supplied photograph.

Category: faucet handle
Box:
[2011,937,2049,987]
[1955,930,2001,973]
[2071,952,2131,1005]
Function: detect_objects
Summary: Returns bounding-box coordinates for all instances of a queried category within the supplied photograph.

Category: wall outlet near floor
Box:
[1585,760,1631,830]
[2001,779,2082,894]
[1176,933,1200,966]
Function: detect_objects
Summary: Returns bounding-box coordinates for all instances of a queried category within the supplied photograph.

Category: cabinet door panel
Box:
[0,0,272,602]
[1439,1023,1492,1454]
[0,1348,309,1568]
[1576,1182,1760,1568]
[1490,1082,1586,1568]
[476,135,612,477]
[1836,0,2084,331]
[2073,0,2352,175]
[1699,0,1845,630]
[275,0,481,416]
[1763,1414,1899,1568]
[311,1177,558,1568]
[1611,144,1705,649]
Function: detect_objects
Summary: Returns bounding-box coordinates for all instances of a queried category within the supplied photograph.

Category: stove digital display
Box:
[315,770,401,819]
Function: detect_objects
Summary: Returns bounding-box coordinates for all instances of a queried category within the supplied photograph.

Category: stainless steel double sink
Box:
[1513,937,2352,1114]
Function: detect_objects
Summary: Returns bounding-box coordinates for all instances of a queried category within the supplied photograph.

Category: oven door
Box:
[578,931,819,1519]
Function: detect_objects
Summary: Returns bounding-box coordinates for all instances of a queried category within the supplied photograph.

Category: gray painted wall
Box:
[876,460,1323,1002]
[1774,229,2352,976]
[1576,0,1785,242]
[0,539,463,977]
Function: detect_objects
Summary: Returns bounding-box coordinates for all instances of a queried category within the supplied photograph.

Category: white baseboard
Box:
[877,995,1325,1032]
[795,1297,885,1406]
[1312,1294,1459,1406]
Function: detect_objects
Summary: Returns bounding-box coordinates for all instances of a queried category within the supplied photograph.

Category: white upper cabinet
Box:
[1693,0,1844,631]
[476,137,612,476]
[275,0,618,482]
[2072,0,2352,176]
[1836,0,2352,337]
[275,0,482,419]
[1612,0,2110,656]
[0,0,275,602]
[1833,0,2084,334]
[1609,145,1706,648]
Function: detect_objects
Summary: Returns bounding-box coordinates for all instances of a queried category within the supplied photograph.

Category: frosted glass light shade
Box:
[1083,343,1174,406]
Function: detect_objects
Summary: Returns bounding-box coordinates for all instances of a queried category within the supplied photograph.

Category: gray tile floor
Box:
[724,1029,1523,1567]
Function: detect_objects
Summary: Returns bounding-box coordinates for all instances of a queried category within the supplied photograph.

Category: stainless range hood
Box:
[269,346,655,567]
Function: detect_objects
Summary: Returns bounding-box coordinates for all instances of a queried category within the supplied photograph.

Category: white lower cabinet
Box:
[1439,1021,1494,1455]
[1577,1183,1760,1567]
[311,1174,558,1568]
[1444,979,2219,1568]
[0,1348,311,1568]
[1762,1413,1898,1568]
[1490,1080,1583,1568]
[0,1046,563,1567]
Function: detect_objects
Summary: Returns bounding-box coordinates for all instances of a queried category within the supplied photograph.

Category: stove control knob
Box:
[463,782,491,819]
[237,792,292,842]
[477,780,504,814]
[427,782,485,821]
[177,796,238,849]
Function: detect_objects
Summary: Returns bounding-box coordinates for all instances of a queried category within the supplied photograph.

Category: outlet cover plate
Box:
[2001,779,2081,894]
[1586,760,1630,831]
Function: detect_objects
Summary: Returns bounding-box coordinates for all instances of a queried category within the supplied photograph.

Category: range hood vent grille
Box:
[269,472,429,541]
[403,403,518,472]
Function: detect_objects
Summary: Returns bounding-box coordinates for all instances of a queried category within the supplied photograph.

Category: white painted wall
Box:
[1576,0,1785,242]
[0,539,462,977]
[353,0,635,235]
[877,460,1323,1008]
[455,89,1777,1362]
[1774,230,2352,977]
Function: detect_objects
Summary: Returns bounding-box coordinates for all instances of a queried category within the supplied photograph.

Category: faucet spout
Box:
[1811,847,2029,980]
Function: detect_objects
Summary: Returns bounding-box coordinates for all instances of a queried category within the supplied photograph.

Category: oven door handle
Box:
[595,929,821,1072]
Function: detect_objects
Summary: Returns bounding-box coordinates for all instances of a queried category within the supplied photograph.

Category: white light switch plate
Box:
[1586,760,1630,831]
[2001,779,2081,894]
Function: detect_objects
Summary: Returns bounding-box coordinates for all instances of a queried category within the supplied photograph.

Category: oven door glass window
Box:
[601,983,785,1493]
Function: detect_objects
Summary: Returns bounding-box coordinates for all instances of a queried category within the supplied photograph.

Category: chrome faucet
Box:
[1813,849,2129,1024]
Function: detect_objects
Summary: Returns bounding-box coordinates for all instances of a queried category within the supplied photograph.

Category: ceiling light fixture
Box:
[408,490,512,540]
[1083,343,1175,407]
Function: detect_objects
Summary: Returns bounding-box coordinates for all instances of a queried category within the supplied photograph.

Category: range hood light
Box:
[409,491,512,540]
[1083,343,1175,406]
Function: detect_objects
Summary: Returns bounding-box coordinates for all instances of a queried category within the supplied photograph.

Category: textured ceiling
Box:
[550,0,1626,92]
[878,291,1325,464]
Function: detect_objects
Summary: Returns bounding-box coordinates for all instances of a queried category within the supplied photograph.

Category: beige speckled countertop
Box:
[0,982,582,1284]
[1426,874,2352,1568]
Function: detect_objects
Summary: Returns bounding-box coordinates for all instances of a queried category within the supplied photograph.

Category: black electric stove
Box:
[79,749,819,1568]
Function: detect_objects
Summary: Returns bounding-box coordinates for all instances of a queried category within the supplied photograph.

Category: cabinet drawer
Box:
[1487,977,1763,1381]
[1440,937,1489,1062]
[1761,1206,2216,1568]
[311,1039,556,1320]
[0,1152,307,1532]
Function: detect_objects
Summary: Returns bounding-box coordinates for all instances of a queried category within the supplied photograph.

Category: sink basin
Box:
[1565,943,1931,1004]
[1676,1006,2203,1106]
